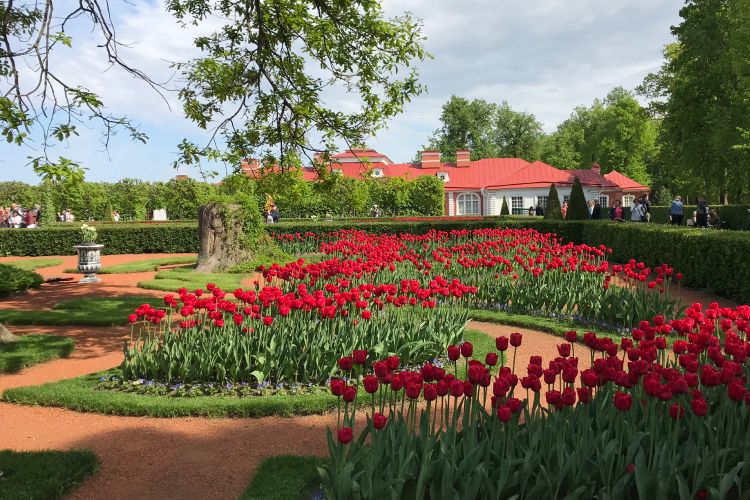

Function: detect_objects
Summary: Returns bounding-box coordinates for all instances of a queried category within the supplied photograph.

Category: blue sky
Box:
[0,0,682,183]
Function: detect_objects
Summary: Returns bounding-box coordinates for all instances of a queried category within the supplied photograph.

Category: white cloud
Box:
[1,0,683,180]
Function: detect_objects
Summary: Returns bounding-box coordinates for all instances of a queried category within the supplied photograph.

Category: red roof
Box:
[604,170,649,191]
[265,149,649,193]
[331,148,393,164]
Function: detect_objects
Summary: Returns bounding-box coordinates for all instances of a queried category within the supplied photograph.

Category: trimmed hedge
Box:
[1,217,748,304]
[0,222,198,257]
[648,204,750,229]
[0,264,43,295]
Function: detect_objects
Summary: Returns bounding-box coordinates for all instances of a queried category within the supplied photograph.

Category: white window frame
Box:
[622,195,635,208]
[599,195,609,208]
[511,196,524,215]
[456,192,481,215]
[537,196,549,209]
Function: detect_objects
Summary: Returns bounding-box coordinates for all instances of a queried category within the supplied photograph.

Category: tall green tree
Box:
[639,0,750,203]
[423,96,498,162]
[500,196,510,216]
[495,102,544,160]
[541,89,655,185]
[170,0,428,171]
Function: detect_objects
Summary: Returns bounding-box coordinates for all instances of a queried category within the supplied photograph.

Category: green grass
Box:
[4,258,64,271]
[241,456,325,500]
[64,255,197,274]
[0,449,98,500]
[137,267,246,292]
[2,330,489,417]
[0,335,75,373]
[0,296,160,327]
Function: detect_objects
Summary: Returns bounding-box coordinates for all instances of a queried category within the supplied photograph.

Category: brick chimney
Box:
[175,174,190,181]
[456,150,470,168]
[591,162,601,175]
[420,150,441,169]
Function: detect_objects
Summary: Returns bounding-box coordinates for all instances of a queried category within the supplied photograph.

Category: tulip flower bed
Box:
[122,279,473,385]
[320,303,750,499]
[269,228,681,330]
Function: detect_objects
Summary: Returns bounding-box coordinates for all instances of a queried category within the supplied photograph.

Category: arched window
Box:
[456,192,480,215]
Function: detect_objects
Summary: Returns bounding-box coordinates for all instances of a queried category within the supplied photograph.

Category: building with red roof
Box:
[241,149,649,216]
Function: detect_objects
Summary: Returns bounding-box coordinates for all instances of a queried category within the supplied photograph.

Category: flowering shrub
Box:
[270,228,681,330]
[122,279,474,384]
[321,303,750,498]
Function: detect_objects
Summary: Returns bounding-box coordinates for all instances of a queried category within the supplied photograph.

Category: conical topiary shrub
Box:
[566,177,590,220]
[544,184,562,220]
[104,202,115,222]
[500,196,510,215]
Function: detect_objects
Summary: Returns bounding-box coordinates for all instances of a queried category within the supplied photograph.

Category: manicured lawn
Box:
[4,258,64,271]
[137,267,246,292]
[0,449,98,500]
[3,329,490,417]
[0,335,75,373]
[0,296,160,327]
[64,255,197,274]
[241,456,325,500]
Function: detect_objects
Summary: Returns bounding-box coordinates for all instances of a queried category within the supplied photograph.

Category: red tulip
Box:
[510,332,522,347]
[363,375,379,394]
[373,412,387,430]
[613,391,632,411]
[495,336,509,351]
[497,406,512,422]
[343,385,356,403]
[485,353,498,366]
[353,350,368,365]
[460,342,473,358]
[338,356,353,371]
[447,345,460,361]
[337,427,353,444]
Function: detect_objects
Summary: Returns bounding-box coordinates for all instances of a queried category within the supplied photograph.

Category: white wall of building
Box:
[484,187,604,215]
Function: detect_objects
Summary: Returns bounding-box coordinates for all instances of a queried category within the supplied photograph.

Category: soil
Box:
[0,253,740,499]
[0,320,582,500]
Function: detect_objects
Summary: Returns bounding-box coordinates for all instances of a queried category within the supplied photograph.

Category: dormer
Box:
[371,167,384,178]
[437,171,449,182]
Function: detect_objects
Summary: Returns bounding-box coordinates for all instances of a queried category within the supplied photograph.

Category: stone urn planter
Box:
[74,243,104,283]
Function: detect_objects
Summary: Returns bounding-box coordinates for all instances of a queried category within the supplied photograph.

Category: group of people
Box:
[669,196,720,228]
[0,203,41,228]
[263,204,280,224]
[56,209,76,222]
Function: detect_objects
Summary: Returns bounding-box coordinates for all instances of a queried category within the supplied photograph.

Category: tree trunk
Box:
[0,323,19,343]
[196,203,253,273]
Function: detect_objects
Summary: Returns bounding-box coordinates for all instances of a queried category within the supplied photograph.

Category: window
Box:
[437,172,449,182]
[537,196,549,209]
[622,195,635,208]
[563,195,570,203]
[371,168,383,177]
[456,192,480,215]
[511,196,524,215]
[599,196,608,208]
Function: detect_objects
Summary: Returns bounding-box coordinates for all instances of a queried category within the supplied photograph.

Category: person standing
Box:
[271,204,280,223]
[669,196,684,225]
[561,200,568,219]
[640,194,652,222]
[609,200,624,221]
[24,207,37,228]
[696,197,709,228]
[535,203,544,217]
[630,199,645,222]
[591,200,602,220]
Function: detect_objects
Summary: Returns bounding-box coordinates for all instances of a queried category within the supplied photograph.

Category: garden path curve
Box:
[0,322,575,500]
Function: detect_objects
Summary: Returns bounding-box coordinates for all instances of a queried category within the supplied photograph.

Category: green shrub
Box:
[566,177,589,220]
[544,184,562,220]
[0,222,198,256]
[0,264,43,295]
[500,197,510,215]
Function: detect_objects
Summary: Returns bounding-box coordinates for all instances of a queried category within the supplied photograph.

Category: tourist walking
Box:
[639,194,652,222]
[561,200,568,219]
[669,196,684,225]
